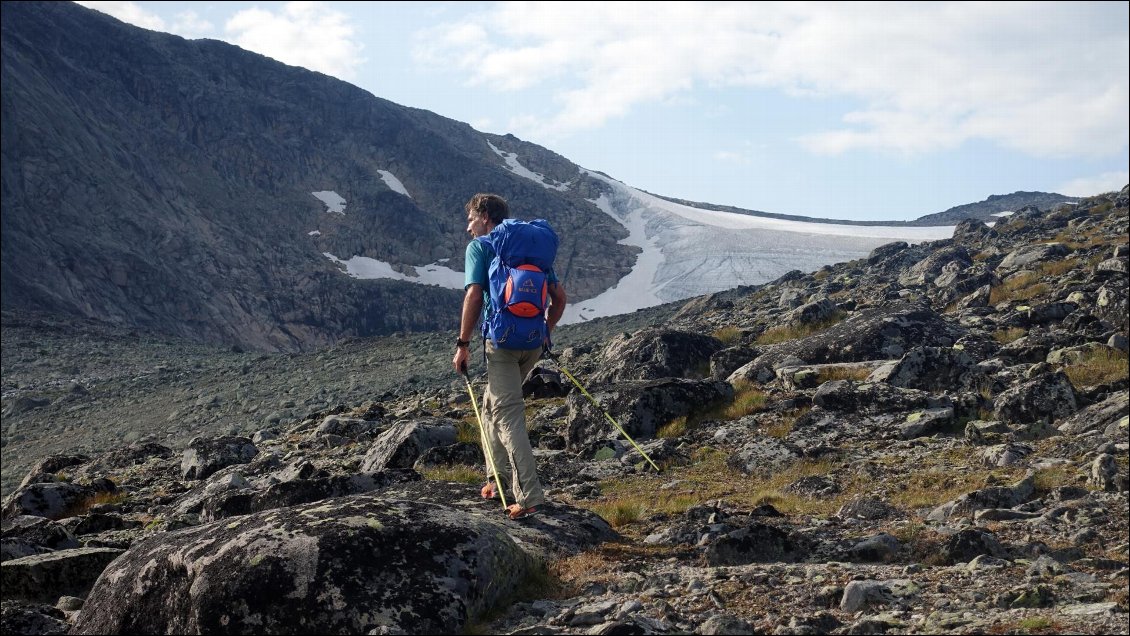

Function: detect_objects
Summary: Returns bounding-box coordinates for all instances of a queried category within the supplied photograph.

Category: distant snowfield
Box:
[558,171,954,324]
[319,152,957,324]
[324,253,464,288]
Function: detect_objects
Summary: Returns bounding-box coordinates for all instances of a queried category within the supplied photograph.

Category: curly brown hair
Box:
[465,193,510,225]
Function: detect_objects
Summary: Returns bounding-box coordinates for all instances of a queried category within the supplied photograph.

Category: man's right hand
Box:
[453,346,470,375]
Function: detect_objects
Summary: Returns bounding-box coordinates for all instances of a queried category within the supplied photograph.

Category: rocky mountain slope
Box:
[654,191,1078,228]
[913,192,1081,227]
[2,187,1126,634]
[1,1,635,352]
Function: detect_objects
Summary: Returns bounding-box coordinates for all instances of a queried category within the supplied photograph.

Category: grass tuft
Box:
[993,327,1027,344]
[656,416,688,439]
[589,499,647,528]
[816,366,873,383]
[420,465,483,484]
[711,326,743,346]
[62,489,129,518]
[456,417,482,445]
[1063,348,1129,387]
[755,312,846,345]
[989,272,1048,305]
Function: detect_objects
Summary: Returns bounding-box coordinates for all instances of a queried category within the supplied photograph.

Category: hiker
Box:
[453,193,567,520]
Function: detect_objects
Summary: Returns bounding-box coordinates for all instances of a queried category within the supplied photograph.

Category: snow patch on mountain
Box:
[324,253,464,288]
[312,191,346,215]
[488,142,570,191]
[377,170,412,198]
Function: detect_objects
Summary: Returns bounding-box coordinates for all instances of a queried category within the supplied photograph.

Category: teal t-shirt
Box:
[464,239,558,319]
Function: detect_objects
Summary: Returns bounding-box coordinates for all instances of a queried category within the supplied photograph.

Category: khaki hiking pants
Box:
[482,341,545,509]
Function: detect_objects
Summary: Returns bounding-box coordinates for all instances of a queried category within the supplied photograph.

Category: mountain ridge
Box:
[0,0,1090,354]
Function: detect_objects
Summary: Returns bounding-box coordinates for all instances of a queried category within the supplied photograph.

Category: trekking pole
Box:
[462,370,508,508]
[542,348,662,473]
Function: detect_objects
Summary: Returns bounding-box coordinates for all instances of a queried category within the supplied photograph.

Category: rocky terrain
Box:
[1,188,1127,635]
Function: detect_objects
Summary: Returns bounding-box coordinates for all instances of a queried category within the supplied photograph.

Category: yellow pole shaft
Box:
[554,363,662,473]
[464,374,508,508]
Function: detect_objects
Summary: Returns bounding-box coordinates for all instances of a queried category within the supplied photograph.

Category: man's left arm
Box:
[546,282,567,334]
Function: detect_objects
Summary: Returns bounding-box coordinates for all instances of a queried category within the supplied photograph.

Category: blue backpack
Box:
[477,219,559,350]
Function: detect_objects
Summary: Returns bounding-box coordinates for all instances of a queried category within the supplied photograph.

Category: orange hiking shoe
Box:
[506,503,538,520]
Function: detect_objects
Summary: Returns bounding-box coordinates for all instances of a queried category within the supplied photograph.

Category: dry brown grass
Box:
[989,272,1049,304]
[548,542,683,595]
[62,490,129,518]
[656,416,688,439]
[992,327,1028,344]
[711,326,744,345]
[456,417,482,445]
[1037,258,1079,277]
[576,448,859,527]
[816,366,873,383]
[1063,348,1129,387]
[682,379,769,424]
[760,407,810,439]
[420,465,483,484]
[755,312,846,345]
[888,462,1027,510]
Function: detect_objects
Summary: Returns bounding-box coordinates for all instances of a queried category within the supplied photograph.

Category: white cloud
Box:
[170,11,214,39]
[77,1,167,30]
[714,150,749,165]
[1057,171,1130,198]
[77,1,362,83]
[417,2,1129,157]
[224,2,365,80]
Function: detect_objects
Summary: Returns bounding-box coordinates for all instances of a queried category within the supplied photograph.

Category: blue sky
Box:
[78,1,1129,222]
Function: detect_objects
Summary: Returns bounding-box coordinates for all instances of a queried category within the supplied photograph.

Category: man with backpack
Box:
[452,193,567,520]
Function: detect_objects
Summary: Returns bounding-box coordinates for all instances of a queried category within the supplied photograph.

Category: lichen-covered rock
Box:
[312,415,383,439]
[710,345,758,380]
[812,380,937,415]
[413,442,485,471]
[997,242,1070,274]
[951,218,998,246]
[180,436,258,481]
[869,346,984,392]
[1,547,124,603]
[360,417,458,473]
[565,379,733,451]
[993,371,1077,427]
[704,523,806,566]
[727,436,801,475]
[522,366,568,398]
[588,328,724,384]
[1095,282,1129,333]
[201,469,420,521]
[1057,391,1128,437]
[1,516,79,561]
[70,493,536,635]
[898,245,972,287]
[16,455,89,489]
[940,528,1009,564]
[731,304,966,384]
[0,600,68,636]
[928,476,1036,521]
[786,298,838,327]
[1,480,113,521]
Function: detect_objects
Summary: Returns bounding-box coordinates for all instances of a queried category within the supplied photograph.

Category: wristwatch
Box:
[455,338,470,348]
